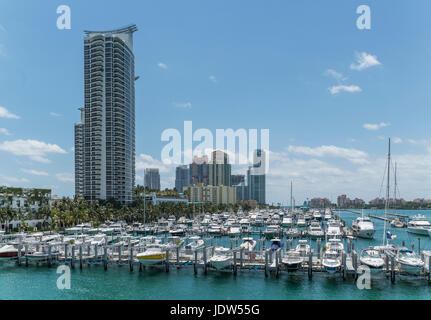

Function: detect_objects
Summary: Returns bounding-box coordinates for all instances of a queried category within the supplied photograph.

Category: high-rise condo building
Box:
[189,155,209,186]
[75,25,137,204]
[209,150,231,187]
[247,149,266,205]
[175,165,190,193]
[144,168,161,191]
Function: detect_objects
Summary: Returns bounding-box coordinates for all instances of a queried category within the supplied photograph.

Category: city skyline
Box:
[0,1,430,205]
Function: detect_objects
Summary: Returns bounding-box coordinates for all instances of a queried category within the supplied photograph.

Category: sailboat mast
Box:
[383,138,391,244]
[290,181,293,213]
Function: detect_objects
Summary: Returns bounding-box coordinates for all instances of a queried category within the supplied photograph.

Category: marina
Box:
[2,208,431,300]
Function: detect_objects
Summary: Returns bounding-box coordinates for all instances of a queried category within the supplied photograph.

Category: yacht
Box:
[184,236,205,253]
[90,234,106,246]
[324,208,333,220]
[137,243,167,266]
[308,221,325,240]
[240,237,256,252]
[312,210,322,221]
[165,236,184,250]
[407,214,431,236]
[207,224,223,236]
[326,219,343,239]
[263,225,281,239]
[296,216,306,228]
[395,248,424,275]
[239,218,251,234]
[282,250,303,272]
[209,247,233,270]
[227,225,242,238]
[322,239,344,274]
[352,216,375,239]
[282,216,293,228]
[295,240,311,257]
[284,228,300,238]
[0,245,23,261]
[359,247,385,273]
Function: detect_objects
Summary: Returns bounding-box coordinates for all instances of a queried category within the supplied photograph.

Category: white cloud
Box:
[209,75,217,83]
[393,137,403,144]
[157,62,168,69]
[350,52,381,71]
[0,175,29,183]
[363,122,390,131]
[0,106,20,119]
[50,112,62,117]
[136,153,171,173]
[56,173,74,183]
[20,168,49,176]
[324,69,347,81]
[0,139,67,163]
[287,145,369,164]
[329,85,362,95]
[173,102,192,109]
[0,128,11,136]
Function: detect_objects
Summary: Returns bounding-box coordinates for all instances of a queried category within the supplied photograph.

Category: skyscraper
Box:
[74,108,85,197]
[247,149,266,205]
[75,25,137,204]
[189,155,209,186]
[175,165,190,193]
[231,174,245,186]
[144,168,160,191]
[209,150,231,187]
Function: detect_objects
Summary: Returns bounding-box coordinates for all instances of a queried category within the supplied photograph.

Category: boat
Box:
[209,247,233,270]
[0,245,24,261]
[240,237,256,252]
[282,216,293,228]
[359,247,385,273]
[282,250,303,272]
[322,249,342,274]
[227,225,241,238]
[322,239,344,274]
[263,225,281,239]
[295,240,311,257]
[324,208,333,220]
[165,236,184,249]
[391,218,406,228]
[312,210,322,221]
[207,224,223,236]
[284,228,300,238]
[185,236,205,253]
[351,215,375,239]
[407,214,431,236]
[307,221,325,239]
[395,248,424,275]
[136,244,167,266]
[90,234,106,246]
[296,216,306,228]
[326,219,343,240]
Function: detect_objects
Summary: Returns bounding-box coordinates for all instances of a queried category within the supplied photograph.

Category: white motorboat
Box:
[312,210,322,221]
[395,248,424,275]
[284,228,300,238]
[227,225,241,237]
[326,219,343,240]
[282,216,293,228]
[282,250,303,272]
[165,236,184,249]
[352,216,375,239]
[296,216,306,227]
[322,249,342,274]
[185,236,205,253]
[137,244,167,266]
[240,237,256,252]
[407,214,431,236]
[308,221,325,239]
[324,208,333,220]
[359,247,385,273]
[295,240,311,257]
[209,247,233,270]
[263,225,281,239]
[90,234,106,246]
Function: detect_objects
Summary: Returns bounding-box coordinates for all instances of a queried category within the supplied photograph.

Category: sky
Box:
[0,0,430,205]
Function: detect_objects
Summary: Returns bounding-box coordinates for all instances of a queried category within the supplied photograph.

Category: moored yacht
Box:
[407,214,431,236]
[308,221,324,240]
[359,247,385,273]
[352,216,375,239]
[209,247,233,270]
[137,244,167,266]
[395,248,424,275]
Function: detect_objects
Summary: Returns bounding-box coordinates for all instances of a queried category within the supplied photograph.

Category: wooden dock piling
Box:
[308,251,312,279]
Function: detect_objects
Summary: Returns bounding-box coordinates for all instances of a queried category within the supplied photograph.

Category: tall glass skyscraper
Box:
[75,25,137,204]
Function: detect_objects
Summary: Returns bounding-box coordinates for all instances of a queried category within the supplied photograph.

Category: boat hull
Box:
[407,228,430,236]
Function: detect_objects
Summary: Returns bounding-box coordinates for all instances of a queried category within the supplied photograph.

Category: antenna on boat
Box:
[382,138,391,245]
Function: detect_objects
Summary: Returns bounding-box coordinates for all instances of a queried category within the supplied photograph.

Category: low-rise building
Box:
[184,184,236,205]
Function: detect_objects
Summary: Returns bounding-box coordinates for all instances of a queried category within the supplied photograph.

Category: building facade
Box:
[184,184,236,205]
[247,149,266,205]
[209,150,231,186]
[175,165,190,193]
[189,156,209,186]
[74,108,85,197]
[231,174,245,186]
[144,168,161,191]
[75,25,137,204]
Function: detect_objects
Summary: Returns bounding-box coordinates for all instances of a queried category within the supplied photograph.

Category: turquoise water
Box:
[2,209,431,300]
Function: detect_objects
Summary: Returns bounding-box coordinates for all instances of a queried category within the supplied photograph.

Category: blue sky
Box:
[0,0,430,204]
